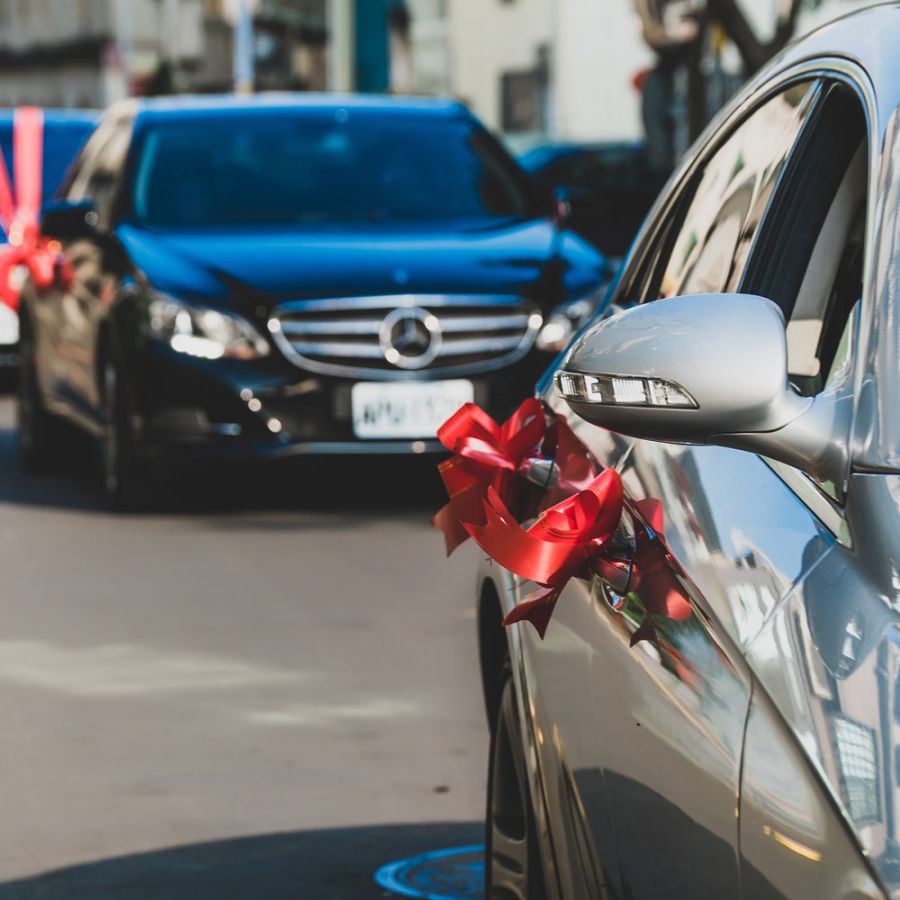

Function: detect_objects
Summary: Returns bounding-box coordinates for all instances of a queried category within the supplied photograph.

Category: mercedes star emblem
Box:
[379,307,441,369]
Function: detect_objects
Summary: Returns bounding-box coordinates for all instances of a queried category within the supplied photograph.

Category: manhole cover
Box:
[374,843,484,899]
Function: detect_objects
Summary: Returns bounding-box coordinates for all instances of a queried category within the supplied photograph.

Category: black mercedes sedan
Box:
[18,94,608,507]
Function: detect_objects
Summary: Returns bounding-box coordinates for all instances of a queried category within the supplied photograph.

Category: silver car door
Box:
[509,415,633,899]
[592,75,875,897]
[735,79,895,898]
[536,78,834,898]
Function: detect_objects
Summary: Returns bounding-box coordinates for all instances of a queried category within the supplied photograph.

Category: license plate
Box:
[351,380,474,439]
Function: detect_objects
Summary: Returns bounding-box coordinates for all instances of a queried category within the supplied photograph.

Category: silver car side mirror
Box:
[555,293,851,485]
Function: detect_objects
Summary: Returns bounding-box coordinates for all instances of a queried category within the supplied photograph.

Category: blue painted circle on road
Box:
[374,844,484,899]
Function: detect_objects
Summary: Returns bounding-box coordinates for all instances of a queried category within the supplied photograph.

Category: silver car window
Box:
[653,81,818,300]
[743,84,869,405]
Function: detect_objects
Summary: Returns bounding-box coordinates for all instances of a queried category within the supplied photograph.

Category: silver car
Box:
[476,7,900,899]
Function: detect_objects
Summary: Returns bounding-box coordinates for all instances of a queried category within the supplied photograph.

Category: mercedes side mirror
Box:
[555,293,852,485]
[41,199,99,240]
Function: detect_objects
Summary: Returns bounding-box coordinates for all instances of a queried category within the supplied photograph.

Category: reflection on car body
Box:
[476,8,900,899]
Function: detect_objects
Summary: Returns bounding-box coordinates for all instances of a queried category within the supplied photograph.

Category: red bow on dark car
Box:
[465,467,624,638]
[0,107,64,310]
[432,398,547,555]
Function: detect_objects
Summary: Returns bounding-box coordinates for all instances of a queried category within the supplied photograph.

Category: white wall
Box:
[446,0,552,132]
[407,0,450,96]
[438,0,649,141]
[127,0,204,63]
[327,0,354,90]
[555,0,651,141]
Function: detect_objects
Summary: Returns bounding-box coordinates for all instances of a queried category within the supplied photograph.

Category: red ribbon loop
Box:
[432,398,547,555]
[434,398,695,640]
[12,106,42,239]
[0,107,62,310]
[463,467,624,637]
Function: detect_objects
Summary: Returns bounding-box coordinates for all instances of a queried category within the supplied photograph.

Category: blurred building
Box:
[327,0,651,144]
[405,0,447,96]
[632,0,876,172]
[0,0,878,132]
[326,0,410,93]
[0,0,327,108]
[404,0,653,148]
[213,0,327,93]
[402,0,878,147]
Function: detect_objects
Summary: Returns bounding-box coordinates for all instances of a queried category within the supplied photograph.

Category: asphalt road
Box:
[0,394,487,899]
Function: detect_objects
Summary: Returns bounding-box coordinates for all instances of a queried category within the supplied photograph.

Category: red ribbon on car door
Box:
[432,397,547,555]
[0,107,63,310]
[465,467,624,638]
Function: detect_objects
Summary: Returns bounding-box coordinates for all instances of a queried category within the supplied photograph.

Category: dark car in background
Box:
[521,141,661,261]
[19,94,608,507]
[0,108,97,364]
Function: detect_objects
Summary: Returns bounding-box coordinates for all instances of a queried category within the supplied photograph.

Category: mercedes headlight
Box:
[535,297,596,353]
[148,295,270,361]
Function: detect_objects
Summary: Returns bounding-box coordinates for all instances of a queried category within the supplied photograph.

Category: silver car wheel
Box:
[487,668,543,899]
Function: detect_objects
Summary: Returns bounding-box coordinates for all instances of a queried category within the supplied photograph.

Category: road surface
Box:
[0,395,487,898]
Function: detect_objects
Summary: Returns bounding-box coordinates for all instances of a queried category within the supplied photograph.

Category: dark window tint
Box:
[539,145,649,195]
[130,113,533,228]
[0,121,94,200]
[642,81,818,301]
[745,84,868,398]
[530,145,659,256]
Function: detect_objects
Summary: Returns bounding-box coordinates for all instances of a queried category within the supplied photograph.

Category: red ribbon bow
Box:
[465,467,624,638]
[432,398,547,555]
[0,107,62,310]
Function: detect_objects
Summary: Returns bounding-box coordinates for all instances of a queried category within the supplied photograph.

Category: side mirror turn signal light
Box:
[555,371,698,409]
